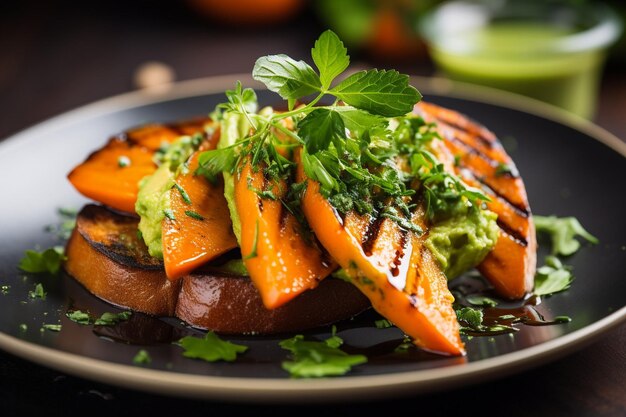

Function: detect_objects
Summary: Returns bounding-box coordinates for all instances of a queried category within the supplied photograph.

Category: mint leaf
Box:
[534,215,598,256]
[178,332,248,362]
[279,333,367,378]
[253,54,321,99]
[311,30,349,89]
[19,246,66,274]
[298,108,346,153]
[330,69,421,117]
[333,107,386,136]
[534,255,574,296]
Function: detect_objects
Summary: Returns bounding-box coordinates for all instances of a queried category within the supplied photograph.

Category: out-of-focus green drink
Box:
[420,1,622,119]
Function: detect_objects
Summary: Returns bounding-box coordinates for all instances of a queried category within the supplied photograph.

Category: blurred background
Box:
[0,0,624,142]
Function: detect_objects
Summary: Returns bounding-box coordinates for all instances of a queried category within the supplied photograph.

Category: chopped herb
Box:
[94,311,132,326]
[554,316,572,323]
[495,162,516,177]
[19,324,27,332]
[133,349,151,365]
[184,210,204,221]
[19,246,66,274]
[1,285,9,295]
[466,295,498,307]
[374,319,393,329]
[41,324,61,332]
[456,306,484,330]
[117,155,131,168]
[66,310,131,326]
[66,310,92,325]
[394,335,413,353]
[163,209,176,221]
[29,283,46,300]
[534,255,574,296]
[279,328,366,378]
[58,207,78,217]
[178,331,248,362]
[498,314,517,320]
[534,215,598,256]
[173,183,192,205]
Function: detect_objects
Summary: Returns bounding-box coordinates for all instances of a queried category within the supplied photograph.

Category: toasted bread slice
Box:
[64,205,370,334]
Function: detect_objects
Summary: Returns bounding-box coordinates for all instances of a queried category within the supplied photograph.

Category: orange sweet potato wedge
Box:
[297,160,464,356]
[162,152,238,280]
[415,102,536,299]
[68,119,213,214]
[235,161,336,309]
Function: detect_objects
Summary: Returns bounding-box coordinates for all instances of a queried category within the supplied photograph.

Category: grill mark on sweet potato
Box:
[495,219,528,247]
[361,216,384,257]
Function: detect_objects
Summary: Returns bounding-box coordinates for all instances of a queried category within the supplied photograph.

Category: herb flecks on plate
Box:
[19,246,66,275]
[534,215,598,256]
[178,332,248,362]
[280,326,367,378]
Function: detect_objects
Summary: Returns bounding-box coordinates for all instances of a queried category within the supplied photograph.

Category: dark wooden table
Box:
[1,2,624,416]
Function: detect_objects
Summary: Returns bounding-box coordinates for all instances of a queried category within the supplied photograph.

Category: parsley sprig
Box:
[198,30,488,231]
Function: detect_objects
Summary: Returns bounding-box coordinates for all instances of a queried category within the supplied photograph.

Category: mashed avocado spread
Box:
[135,134,203,258]
[218,112,251,245]
[425,206,499,279]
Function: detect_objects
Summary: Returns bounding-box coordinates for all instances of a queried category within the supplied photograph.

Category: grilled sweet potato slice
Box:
[162,151,238,280]
[297,160,465,356]
[415,102,536,299]
[64,204,368,333]
[68,118,214,214]
[235,162,336,309]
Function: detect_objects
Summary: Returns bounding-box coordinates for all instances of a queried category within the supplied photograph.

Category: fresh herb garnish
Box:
[534,255,574,296]
[45,207,77,241]
[29,283,46,300]
[466,295,498,307]
[495,162,516,177]
[1,285,10,295]
[534,215,598,256]
[374,319,393,329]
[178,332,248,362]
[94,311,132,326]
[455,306,484,330]
[66,310,132,326]
[19,246,66,274]
[133,349,151,365]
[198,30,488,233]
[19,324,27,332]
[66,310,91,325]
[279,326,366,378]
[117,155,131,168]
[184,210,204,221]
[173,183,192,205]
[41,324,61,332]
[163,209,176,221]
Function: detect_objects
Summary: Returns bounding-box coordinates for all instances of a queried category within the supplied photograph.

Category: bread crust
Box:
[64,205,370,334]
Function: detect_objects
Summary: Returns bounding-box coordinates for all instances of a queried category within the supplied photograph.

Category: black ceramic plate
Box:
[0,75,624,402]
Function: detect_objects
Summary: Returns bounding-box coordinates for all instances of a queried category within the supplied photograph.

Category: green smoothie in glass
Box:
[420,1,622,119]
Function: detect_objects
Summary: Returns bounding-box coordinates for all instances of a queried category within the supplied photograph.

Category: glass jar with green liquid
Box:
[420,0,622,118]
